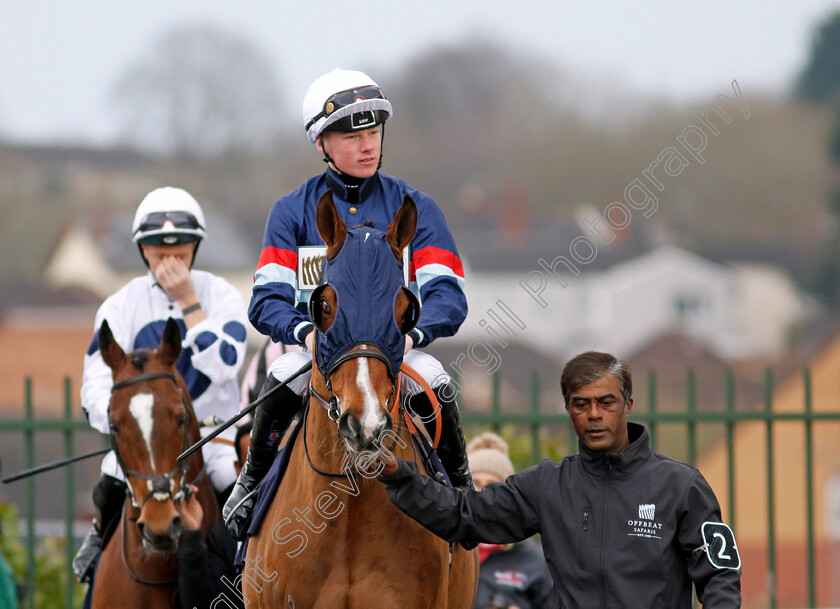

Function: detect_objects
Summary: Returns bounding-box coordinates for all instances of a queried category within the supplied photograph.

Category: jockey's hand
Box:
[403,333,414,355]
[305,330,314,353]
[177,485,203,531]
[153,255,198,306]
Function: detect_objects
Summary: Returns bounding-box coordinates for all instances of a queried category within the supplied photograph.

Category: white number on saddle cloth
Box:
[701,522,741,570]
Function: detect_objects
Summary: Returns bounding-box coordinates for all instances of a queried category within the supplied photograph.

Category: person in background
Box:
[468,432,554,609]
[378,351,742,609]
[73,187,248,584]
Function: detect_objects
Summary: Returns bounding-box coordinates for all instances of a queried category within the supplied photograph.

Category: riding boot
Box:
[222,374,303,541]
[73,474,127,584]
[409,384,474,491]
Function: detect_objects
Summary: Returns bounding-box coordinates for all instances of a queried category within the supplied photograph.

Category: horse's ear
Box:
[99,320,125,372]
[316,191,347,260]
[159,317,182,367]
[386,195,417,261]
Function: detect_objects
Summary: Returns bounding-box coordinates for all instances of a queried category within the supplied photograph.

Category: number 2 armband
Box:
[694,522,741,570]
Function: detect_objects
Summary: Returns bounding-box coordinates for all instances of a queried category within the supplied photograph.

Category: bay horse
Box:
[90,318,218,608]
[242,192,478,608]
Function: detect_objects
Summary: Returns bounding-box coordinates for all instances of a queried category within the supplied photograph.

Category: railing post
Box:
[764,368,777,609]
[725,368,736,531]
[529,369,540,465]
[24,378,36,609]
[686,369,696,466]
[63,377,75,609]
[647,369,657,450]
[803,368,816,609]
[491,371,501,434]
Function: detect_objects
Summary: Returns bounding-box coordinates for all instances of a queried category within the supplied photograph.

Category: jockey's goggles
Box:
[306,85,386,132]
[135,211,203,235]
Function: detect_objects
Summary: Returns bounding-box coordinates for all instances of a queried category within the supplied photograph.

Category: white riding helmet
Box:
[302,69,393,144]
[132,187,207,246]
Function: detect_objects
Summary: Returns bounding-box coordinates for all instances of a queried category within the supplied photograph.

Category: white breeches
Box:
[267,349,451,397]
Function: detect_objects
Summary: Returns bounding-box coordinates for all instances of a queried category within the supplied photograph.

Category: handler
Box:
[378,351,742,609]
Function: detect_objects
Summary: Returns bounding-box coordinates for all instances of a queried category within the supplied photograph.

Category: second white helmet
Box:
[132,187,207,245]
[302,69,392,144]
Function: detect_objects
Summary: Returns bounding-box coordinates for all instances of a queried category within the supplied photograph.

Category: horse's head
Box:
[309,191,419,459]
[101,317,197,553]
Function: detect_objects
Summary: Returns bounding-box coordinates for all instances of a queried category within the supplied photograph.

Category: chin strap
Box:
[318,124,385,173]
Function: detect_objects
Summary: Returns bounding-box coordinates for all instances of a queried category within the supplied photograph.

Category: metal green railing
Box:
[2,367,839,608]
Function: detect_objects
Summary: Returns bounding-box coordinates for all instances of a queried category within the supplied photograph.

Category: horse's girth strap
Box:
[399,363,442,449]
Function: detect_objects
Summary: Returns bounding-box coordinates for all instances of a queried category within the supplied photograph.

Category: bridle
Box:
[109,372,207,511]
[309,343,398,423]
[306,343,405,478]
[109,371,209,587]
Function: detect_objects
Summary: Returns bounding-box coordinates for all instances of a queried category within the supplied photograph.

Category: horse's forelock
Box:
[130,349,150,372]
[351,220,376,230]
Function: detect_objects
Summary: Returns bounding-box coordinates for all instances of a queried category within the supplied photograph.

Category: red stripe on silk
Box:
[256,247,297,272]
[412,246,465,278]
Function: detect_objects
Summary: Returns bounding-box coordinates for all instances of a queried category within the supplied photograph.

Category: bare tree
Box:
[110,23,283,158]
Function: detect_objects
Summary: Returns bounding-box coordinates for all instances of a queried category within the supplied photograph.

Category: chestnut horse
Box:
[242,192,478,608]
[90,318,218,608]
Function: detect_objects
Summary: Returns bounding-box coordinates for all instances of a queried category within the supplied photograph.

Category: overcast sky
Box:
[1,0,838,145]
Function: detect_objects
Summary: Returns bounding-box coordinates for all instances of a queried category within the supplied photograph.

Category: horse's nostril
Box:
[136,521,146,537]
[170,515,183,538]
[337,412,362,444]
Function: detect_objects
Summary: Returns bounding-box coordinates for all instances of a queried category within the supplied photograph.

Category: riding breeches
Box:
[267,349,451,397]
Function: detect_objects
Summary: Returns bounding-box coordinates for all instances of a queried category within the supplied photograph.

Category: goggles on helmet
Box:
[305,85,386,132]
[134,211,203,235]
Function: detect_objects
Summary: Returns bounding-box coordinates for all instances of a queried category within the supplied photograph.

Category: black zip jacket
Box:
[382,423,741,609]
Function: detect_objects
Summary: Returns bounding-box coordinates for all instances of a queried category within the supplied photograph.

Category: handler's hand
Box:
[377,449,400,478]
[177,485,203,531]
[403,333,414,355]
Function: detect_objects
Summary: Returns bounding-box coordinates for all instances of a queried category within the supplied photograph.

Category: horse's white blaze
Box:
[129,393,156,470]
[356,359,382,437]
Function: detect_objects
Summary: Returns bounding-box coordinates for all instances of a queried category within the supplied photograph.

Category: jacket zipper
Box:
[598,457,612,608]
[578,507,590,569]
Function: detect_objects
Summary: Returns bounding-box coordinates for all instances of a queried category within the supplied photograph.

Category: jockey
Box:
[223,68,473,540]
[72,187,248,583]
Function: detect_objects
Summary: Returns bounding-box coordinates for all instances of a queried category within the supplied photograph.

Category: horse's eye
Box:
[319,299,332,315]
[176,414,186,428]
[109,421,120,435]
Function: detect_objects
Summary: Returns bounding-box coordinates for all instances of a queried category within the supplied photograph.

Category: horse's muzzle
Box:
[337,410,393,454]
[137,512,183,553]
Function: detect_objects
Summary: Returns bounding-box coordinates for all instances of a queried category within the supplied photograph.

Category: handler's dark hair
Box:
[560,351,632,405]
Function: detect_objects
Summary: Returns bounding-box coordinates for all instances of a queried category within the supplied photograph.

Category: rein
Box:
[119,503,178,587]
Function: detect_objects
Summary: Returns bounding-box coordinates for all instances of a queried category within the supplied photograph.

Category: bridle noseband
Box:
[310,343,399,423]
[109,372,206,511]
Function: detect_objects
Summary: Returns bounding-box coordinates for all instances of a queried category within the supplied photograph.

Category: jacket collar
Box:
[578,422,651,478]
[325,167,380,206]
